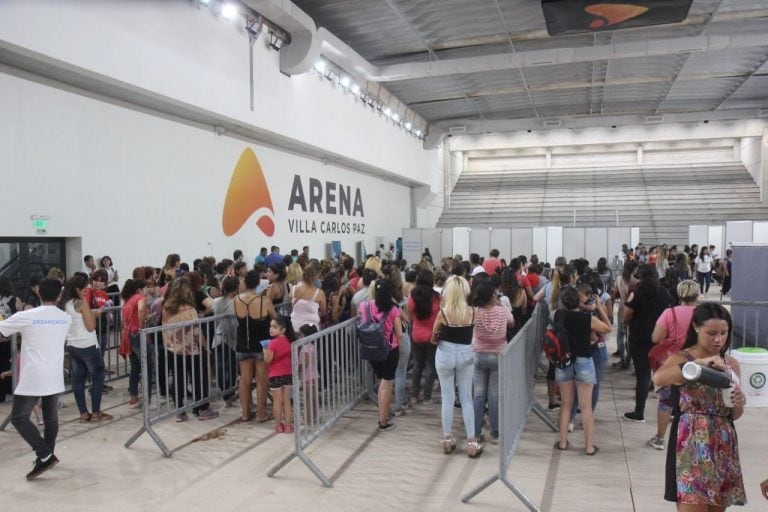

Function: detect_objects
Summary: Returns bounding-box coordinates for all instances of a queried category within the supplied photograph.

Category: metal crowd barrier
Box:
[267,317,373,486]
[0,334,20,431]
[1,305,129,431]
[462,302,557,511]
[727,300,768,350]
[124,313,236,456]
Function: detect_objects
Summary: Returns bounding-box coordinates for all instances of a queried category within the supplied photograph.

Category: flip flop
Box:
[240,412,255,422]
[553,440,569,451]
[586,446,600,456]
[255,413,274,423]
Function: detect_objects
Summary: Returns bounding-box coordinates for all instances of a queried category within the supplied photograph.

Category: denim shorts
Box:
[555,357,597,385]
[236,351,264,362]
[268,375,292,388]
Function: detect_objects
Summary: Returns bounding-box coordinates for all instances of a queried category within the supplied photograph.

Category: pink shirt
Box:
[360,301,400,349]
[268,334,292,378]
[655,305,695,346]
[472,305,513,353]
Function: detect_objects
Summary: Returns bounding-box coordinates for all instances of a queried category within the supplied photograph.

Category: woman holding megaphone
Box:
[653,302,746,510]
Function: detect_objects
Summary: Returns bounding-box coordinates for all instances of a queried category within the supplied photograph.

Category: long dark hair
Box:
[57,275,89,310]
[374,279,395,314]
[621,259,638,283]
[682,302,732,356]
[411,270,438,319]
[121,279,147,301]
[272,315,296,342]
[471,279,496,308]
[596,257,608,274]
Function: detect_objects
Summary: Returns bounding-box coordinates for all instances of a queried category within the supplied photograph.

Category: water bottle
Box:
[681,362,732,389]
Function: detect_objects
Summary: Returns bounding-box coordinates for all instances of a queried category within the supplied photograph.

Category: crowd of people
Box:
[0,242,765,510]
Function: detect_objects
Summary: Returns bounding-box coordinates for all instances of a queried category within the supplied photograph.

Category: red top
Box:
[268,335,292,378]
[119,293,144,356]
[83,288,109,308]
[407,294,440,344]
[482,258,502,276]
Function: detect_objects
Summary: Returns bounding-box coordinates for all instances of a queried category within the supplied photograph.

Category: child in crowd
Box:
[298,324,319,425]
[264,316,296,433]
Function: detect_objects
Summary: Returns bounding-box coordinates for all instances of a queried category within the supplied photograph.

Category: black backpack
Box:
[356,301,392,362]
[543,309,573,369]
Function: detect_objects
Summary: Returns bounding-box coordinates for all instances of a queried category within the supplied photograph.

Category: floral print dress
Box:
[664,352,746,506]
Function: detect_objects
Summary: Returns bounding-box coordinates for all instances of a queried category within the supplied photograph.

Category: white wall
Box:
[0,72,411,276]
[0,0,441,196]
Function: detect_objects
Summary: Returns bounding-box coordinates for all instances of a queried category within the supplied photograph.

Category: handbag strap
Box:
[669,306,684,344]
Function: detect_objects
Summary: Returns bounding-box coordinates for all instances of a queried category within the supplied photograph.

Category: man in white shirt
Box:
[0,279,71,481]
[82,254,96,276]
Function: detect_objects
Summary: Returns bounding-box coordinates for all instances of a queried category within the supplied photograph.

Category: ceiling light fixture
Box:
[392,113,400,122]
[268,31,284,51]
[340,76,351,89]
[351,83,361,96]
[313,60,327,74]
[405,122,412,131]
[383,107,391,117]
[220,2,238,20]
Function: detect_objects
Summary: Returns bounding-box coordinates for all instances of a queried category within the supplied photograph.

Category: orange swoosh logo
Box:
[222,148,275,237]
[585,3,649,29]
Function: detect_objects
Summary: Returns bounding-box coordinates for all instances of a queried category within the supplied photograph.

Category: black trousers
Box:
[629,341,652,418]
[11,394,59,459]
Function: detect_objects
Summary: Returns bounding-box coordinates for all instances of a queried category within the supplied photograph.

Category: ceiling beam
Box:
[407,72,752,106]
[424,110,768,149]
[712,53,768,111]
[377,33,767,81]
[371,9,768,61]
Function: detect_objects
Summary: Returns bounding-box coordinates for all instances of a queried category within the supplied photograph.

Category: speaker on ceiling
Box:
[541,0,693,36]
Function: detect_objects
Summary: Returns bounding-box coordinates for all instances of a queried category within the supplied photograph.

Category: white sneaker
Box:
[568,422,574,432]
[648,436,665,450]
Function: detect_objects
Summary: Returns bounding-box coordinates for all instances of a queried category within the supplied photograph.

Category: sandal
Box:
[554,440,569,451]
[78,413,92,423]
[255,413,274,423]
[92,412,113,422]
[586,446,600,456]
[442,437,456,454]
[466,440,483,458]
[240,412,255,422]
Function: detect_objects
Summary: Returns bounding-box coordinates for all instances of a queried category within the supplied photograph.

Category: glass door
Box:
[0,238,66,300]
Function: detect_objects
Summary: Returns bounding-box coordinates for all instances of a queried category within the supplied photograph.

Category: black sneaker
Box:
[377,421,397,432]
[26,455,59,481]
[623,412,646,423]
[548,402,561,410]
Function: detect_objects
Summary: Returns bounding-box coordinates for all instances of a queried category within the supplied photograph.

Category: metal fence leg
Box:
[297,451,332,487]
[501,476,541,512]
[531,401,558,432]
[461,474,499,503]
[267,451,298,478]
[124,332,173,458]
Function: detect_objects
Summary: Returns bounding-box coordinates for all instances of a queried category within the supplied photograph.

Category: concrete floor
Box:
[0,308,766,511]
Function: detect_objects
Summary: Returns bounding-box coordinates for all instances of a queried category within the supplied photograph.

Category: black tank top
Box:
[561,309,593,358]
[236,295,270,353]
[439,309,474,345]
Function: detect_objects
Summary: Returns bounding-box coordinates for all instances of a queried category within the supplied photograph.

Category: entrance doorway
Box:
[0,238,67,301]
